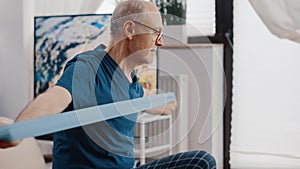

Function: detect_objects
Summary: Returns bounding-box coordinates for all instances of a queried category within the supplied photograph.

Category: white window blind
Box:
[97,0,216,37]
[186,0,216,36]
[231,0,300,168]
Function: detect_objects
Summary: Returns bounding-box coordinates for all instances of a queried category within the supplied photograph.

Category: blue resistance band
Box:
[0,93,175,142]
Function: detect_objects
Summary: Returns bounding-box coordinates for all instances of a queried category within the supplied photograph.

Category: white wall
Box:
[0,0,34,119]
[231,0,300,168]
[0,0,102,119]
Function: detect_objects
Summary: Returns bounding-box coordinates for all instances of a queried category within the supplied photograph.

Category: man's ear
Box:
[123,20,135,40]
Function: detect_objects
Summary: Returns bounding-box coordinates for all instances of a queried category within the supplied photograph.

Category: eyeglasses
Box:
[132,20,163,44]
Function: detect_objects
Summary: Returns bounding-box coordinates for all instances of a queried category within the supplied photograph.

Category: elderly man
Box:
[0,0,216,168]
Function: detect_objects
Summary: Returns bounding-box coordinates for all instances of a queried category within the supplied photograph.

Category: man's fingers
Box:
[161,101,177,115]
[0,140,20,149]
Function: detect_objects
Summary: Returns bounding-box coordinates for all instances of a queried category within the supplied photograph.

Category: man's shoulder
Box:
[74,49,106,63]
[66,45,106,68]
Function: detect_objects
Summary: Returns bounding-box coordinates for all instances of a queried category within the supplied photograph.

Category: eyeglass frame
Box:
[132,20,163,44]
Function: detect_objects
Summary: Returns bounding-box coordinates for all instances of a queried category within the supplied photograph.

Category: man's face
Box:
[128,12,163,66]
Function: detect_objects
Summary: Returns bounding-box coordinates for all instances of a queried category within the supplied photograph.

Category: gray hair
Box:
[110,0,148,37]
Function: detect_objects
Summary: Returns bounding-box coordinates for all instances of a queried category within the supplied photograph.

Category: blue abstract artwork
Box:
[34,14,111,96]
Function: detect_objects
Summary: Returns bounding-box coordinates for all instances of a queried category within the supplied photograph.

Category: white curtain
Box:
[231,0,300,168]
[35,0,104,16]
[249,0,300,43]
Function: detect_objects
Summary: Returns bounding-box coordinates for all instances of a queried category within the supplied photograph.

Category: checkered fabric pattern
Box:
[134,150,216,169]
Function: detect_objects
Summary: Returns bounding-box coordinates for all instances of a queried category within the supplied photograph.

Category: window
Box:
[96,0,216,37]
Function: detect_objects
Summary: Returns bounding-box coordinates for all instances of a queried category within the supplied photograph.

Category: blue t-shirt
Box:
[53,44,144,169]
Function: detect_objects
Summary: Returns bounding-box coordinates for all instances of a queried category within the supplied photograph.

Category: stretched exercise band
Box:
[0,93,175,142]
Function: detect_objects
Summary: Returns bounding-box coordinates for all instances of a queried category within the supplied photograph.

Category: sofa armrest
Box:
[36,139,53,162]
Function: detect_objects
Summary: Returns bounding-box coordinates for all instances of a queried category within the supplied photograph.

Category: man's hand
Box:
[0,120,21,149]
[143,89,177,115]
[145,101,177,115]
[0,140,21,149]
[161,101,177,115]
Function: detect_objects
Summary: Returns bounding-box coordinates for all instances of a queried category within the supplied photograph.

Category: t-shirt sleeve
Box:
[55,61,76,94]
[138,83,144,97]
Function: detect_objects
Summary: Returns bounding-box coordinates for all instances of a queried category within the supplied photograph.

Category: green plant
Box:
[152,0,186,25]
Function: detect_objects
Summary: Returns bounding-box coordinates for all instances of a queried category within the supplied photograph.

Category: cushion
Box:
[0,116,46,169]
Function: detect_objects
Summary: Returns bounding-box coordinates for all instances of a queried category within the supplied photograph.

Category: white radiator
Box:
[159,74,189,153]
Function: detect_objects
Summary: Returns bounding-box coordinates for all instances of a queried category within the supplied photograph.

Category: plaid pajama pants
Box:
[134,150,216,169]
